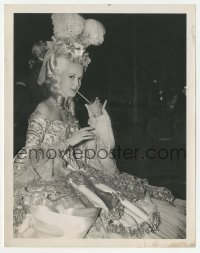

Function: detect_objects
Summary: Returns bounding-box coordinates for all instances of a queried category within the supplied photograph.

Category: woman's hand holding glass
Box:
[85,98,107,128]
[85,98,115,150]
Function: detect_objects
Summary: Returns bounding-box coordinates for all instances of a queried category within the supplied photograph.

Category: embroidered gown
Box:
[13,109,186,239]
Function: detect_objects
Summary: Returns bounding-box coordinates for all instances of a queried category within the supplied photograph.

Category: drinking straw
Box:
[77,91,92,104]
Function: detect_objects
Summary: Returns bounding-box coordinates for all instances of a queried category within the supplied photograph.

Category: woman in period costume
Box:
[13,14,186,239]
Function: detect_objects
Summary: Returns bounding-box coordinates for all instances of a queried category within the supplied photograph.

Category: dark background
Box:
[14,14,186,199]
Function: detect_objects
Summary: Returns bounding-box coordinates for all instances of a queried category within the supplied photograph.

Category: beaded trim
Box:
[87,208,161,238]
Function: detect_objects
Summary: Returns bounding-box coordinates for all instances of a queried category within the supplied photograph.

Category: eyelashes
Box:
[69,75,82,83]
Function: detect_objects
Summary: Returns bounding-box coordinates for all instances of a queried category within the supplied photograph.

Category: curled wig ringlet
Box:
[43,51,78,116]
[45,52,63,96]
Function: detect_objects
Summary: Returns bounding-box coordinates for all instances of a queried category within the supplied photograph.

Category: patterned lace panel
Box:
[14,112,50,176]
[25,111,51,148]
[80,165,147,202]
[14,111,81,179]
[28,111,80,145]
[43,120,70,145]
[86,209,161,238]
[13,179,92,233]
[80,164,175,204]
[144,184,175,203]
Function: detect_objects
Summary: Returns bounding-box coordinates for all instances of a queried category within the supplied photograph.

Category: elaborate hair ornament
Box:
[38,13,106,85]
[51,14,105,47]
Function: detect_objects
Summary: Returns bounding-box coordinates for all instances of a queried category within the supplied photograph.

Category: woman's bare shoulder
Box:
[34,98,55,120]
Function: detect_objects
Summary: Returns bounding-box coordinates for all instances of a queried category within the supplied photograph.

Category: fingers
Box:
[80,131,95,138]
[79,127,96,138]
[95,97,102,107]
[103,99,107,109]
[79,127,95,132]
[85,104,93,118]
[102,108,108,114]
[81,135,95,141]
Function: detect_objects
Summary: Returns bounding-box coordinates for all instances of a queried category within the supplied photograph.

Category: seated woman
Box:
[13,13,186,239]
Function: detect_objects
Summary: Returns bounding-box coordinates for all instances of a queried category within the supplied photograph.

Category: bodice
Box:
[25,111,80,147]
[42,119,79,145]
